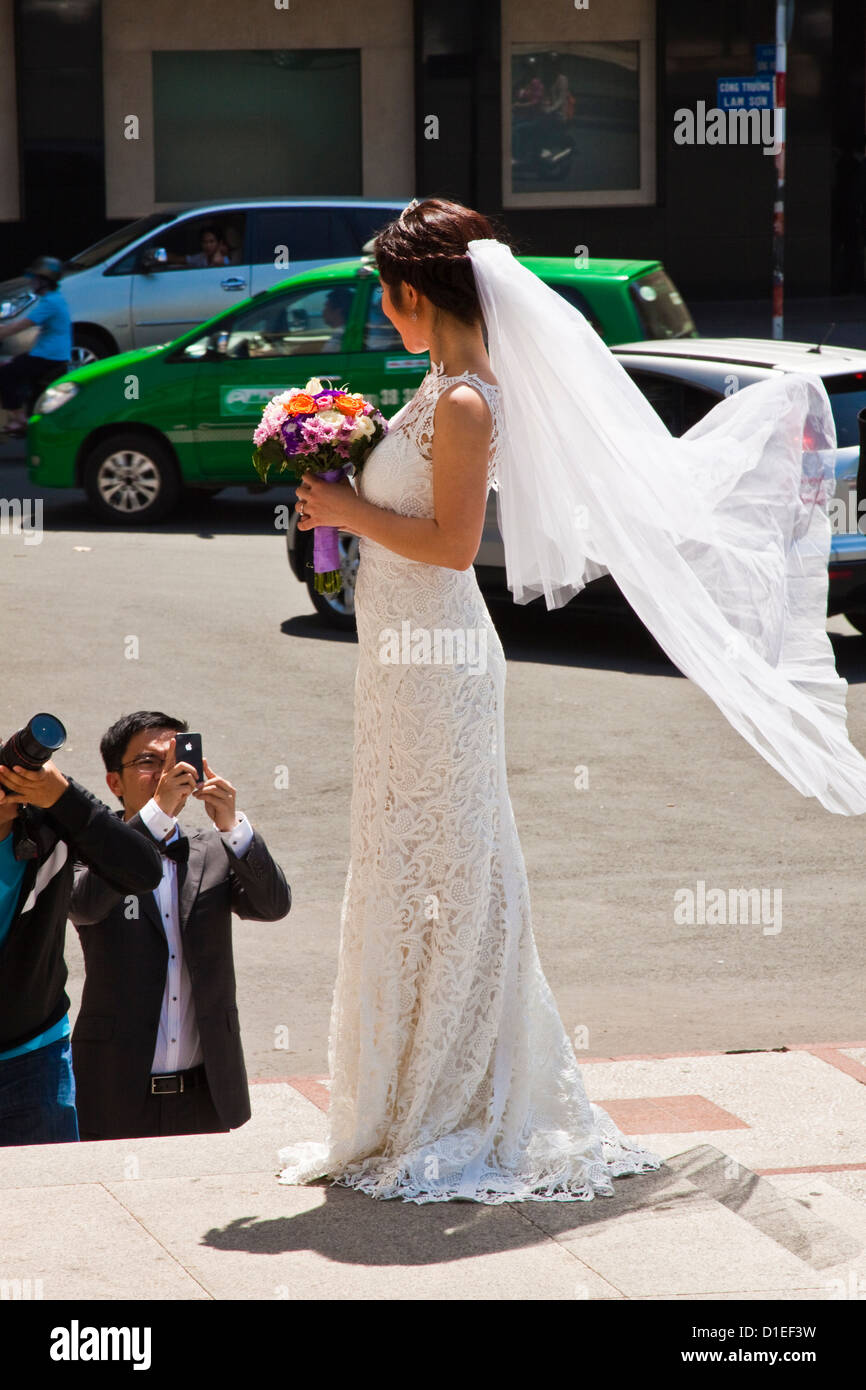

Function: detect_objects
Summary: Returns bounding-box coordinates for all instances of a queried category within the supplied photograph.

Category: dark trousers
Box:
[0,354,67,411]
[79,1066,228,1140]
[0,1037,79,1146]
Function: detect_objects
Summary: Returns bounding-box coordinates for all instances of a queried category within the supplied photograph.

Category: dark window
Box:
[251,206,404,264]
[825,372,866,448]
[364,284,403,351]
[136,213,247,272]
[548,282,603,335]
[251,209,335,265]
[344,206,404,251]
[182,283,357,360]
[152,50,361,201]
[624,369,719,436]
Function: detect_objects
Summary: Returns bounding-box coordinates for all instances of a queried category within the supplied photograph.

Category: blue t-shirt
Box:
[25,289,72,363]
[0,827,70,1061]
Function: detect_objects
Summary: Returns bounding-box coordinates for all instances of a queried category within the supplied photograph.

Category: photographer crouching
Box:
[0,715,162,1145]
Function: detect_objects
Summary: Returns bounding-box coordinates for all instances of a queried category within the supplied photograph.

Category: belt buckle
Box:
[151,1073,182,1095]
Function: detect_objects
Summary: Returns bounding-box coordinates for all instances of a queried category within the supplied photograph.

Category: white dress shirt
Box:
[138,797,254,1075]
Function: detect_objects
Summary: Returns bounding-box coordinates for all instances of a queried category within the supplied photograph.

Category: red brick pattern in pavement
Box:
[599,1095,748,1133]
[269,1042,866,1134]
[275,1079,748,1132]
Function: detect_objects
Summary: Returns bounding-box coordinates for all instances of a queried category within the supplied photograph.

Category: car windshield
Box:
[65,213,176,272]
[630,270,697,339]
[824,371,866,448]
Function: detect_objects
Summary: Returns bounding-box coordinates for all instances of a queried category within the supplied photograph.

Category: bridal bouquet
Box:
[252,377,387,593]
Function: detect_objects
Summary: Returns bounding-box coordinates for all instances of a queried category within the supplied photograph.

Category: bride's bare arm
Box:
[296,385,492,571]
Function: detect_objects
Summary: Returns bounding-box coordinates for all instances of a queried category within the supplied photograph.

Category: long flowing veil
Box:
[467,237,866,815]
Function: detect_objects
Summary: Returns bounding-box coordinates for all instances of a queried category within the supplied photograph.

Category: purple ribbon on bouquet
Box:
[311,466,351,591]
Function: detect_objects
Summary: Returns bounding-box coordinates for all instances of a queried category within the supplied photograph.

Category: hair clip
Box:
[399,199,421,222]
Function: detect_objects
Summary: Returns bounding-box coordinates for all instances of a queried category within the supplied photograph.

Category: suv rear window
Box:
[252,206,404,264]
[630,270,696,340]
[253,209,334,264]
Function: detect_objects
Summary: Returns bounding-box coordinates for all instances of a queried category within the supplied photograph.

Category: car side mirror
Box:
[142,247,168,272]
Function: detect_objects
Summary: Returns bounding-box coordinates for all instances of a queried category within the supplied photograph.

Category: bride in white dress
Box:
[279,194,866,1203]
[278,199,663,1203]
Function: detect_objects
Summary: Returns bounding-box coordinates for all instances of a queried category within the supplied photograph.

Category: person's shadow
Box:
[199,1163,698,1269]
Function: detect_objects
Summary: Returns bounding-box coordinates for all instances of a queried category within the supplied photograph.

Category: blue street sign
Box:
[716,77,774,110]
[755,43,776,74]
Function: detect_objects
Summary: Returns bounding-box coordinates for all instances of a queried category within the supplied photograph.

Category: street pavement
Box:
[3,291,866,1303]
[3,1043,866,1301]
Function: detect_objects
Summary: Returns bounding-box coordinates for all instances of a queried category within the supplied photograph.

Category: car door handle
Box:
[221,277,246,291]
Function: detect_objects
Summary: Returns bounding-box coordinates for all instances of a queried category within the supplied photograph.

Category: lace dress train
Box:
[277,363,662,1203]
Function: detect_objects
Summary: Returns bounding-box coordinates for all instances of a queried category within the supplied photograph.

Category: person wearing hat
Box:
[0,256,72,437]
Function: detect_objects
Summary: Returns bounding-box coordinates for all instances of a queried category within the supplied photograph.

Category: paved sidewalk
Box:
[2,1042,866,1301]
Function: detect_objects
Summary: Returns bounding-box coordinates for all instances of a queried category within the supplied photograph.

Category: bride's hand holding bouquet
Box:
[252,376,387,593]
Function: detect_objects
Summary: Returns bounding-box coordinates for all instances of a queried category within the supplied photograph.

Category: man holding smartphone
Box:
[69,710,291,1140]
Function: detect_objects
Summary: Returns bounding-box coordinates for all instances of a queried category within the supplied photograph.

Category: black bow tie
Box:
[160,837,189,864]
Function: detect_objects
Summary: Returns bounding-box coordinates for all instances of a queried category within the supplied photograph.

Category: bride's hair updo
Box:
[374,198,511,326]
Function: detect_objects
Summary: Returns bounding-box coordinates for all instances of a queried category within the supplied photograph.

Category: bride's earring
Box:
[411,311,418,321]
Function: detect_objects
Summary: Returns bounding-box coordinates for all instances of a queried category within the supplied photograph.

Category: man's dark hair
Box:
[100,711,188,773]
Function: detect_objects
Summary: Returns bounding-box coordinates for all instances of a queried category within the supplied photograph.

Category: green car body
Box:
[27,255,695,522]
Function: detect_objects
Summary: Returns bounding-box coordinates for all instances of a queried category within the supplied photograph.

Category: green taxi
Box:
[27,255,695,524]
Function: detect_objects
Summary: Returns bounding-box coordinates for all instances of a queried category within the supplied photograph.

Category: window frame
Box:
[501,2,657,210]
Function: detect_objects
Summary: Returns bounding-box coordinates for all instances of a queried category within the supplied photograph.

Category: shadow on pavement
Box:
[280,594,866,684]
[199,1161,692,1267]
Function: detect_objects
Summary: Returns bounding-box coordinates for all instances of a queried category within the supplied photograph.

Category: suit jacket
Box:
[69,820,291,1138]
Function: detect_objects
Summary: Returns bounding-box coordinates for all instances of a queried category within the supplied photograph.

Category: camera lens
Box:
[28,714,66,752]
[0,713,67,772]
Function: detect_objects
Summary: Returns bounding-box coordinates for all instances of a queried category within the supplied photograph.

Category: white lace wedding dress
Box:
[277,361,663,1203]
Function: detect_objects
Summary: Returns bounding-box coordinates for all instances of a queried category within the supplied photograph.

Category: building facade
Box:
[0,0,862,296]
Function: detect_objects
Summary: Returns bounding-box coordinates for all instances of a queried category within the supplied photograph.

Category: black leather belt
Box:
[150,1064,206,1095]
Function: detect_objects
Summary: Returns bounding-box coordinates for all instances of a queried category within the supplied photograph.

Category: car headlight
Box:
[35,381,79,414]
[0,291,37,320]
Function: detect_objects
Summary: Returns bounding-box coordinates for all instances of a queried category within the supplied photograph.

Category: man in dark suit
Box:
[69,711,291,1140]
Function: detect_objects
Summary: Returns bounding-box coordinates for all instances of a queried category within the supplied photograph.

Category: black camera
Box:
[0,713,67,783]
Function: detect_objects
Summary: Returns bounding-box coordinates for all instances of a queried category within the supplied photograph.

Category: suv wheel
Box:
[82,432,180,524]
[304,532,359,630]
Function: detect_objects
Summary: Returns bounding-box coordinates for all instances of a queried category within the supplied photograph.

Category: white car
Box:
[0,198,408,366]
[288,338,866,634]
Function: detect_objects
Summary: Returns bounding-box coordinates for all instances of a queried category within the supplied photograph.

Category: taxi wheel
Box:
[304,531,359,631]
[82,432,180,524]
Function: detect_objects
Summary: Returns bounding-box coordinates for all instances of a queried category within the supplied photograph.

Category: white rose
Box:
[317,410,344,426]
[351,415,375,440]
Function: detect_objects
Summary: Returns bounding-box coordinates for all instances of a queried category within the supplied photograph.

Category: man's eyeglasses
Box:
[119,754,166,773]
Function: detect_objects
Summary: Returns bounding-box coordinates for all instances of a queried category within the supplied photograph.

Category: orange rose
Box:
[333,393,365,417]
[284,393,317,416]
